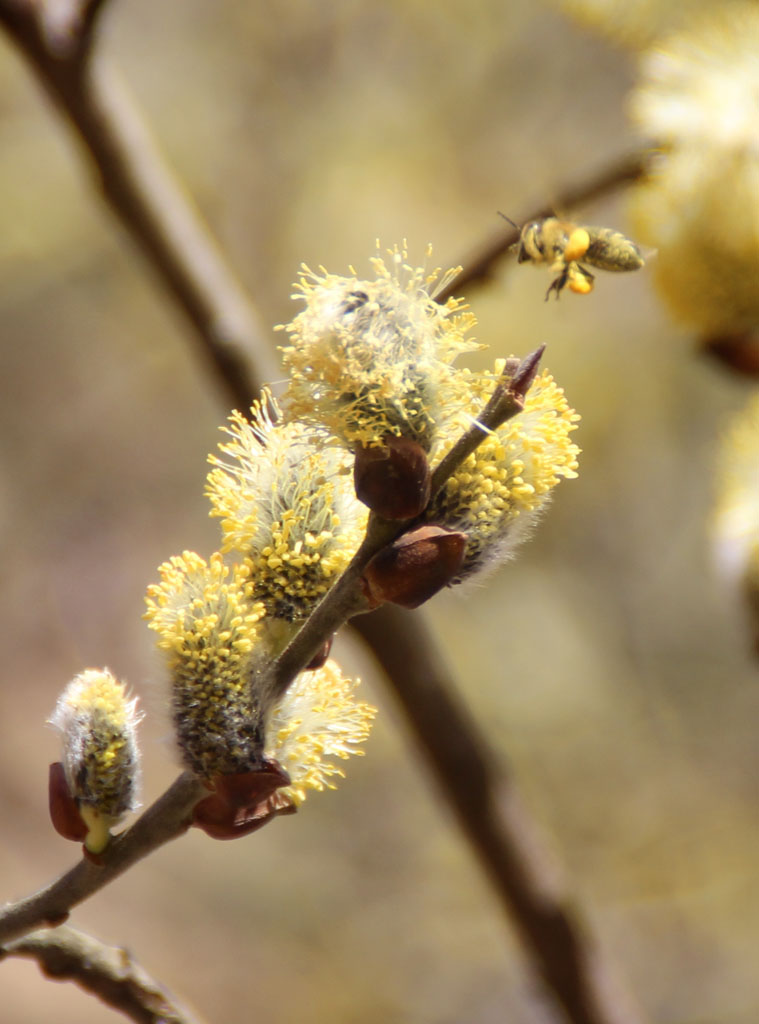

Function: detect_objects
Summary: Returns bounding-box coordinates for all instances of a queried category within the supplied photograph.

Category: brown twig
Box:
[435,152,649,303]
[428,345,545,497]
[0,772,206,947]
[2,923,206,1024]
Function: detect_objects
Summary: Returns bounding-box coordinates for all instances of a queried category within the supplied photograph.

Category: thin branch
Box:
[352,606,644,1024]
[429,345,544,497]
[0,2,279,410]
[2,924,206,1024]
[0,772,206,947]
[436,152,649,303]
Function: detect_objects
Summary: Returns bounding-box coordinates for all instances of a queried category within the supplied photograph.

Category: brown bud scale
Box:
[192,760,294,840]
[48,762,88,843]
[354,435,431,519]
[361,525,467,608]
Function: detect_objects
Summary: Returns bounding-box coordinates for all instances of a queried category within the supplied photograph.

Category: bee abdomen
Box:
[584,229,644,272]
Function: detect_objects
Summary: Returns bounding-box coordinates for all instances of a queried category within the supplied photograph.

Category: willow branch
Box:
[0,0,279,410]
[0,9,649,1023]
[2,924,206,1024]
[0,772,206,947]
[436,152,648,303]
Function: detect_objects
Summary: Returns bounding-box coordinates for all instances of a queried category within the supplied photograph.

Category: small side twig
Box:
[429,345,544,497]
[2,924,206,1024]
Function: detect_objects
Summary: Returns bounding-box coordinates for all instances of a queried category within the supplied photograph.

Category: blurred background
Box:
[0,1,757,1022]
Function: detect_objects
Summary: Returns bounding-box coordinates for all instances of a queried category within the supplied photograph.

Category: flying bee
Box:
[500,215,644,300]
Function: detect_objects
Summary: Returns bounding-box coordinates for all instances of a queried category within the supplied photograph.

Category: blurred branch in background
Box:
[353,608,643,1024]
[0,0,278,410]
[1,924,206,1024]
[0,3,647,1024]
[436,151,648,303]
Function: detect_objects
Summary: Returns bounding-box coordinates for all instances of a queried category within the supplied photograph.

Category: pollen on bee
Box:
[564,228,590,263]
[568,269,594,295]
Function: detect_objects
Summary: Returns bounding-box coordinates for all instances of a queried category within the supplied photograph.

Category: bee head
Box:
[497,212,526,259]
[518,221,545,262]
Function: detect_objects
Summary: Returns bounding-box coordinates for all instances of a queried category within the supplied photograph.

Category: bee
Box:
[501,215,644,300]
[339,289,370,314]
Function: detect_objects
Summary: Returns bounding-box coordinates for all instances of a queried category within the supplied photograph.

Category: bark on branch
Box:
[0,772,206,947]
[2,923,206,1024]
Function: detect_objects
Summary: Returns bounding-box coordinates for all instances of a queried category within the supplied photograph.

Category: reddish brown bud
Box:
[354,435,431,519]
[306,635,333,670]
[361,525,467,608]
[48,762,87,843]
[43,910,70,929]
[192,760,294,840]
[510,344,546,398]
[82,847,107,867]
[702,330,759,377]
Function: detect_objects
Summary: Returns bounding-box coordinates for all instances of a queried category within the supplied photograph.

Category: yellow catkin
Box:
[266,660,376,806]
[206,396,367,626]
[50,668,142,850]
[279,244,481,449]
[426,367,580,580]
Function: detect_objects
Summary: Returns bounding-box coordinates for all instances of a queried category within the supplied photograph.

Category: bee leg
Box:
[545,266,570,301]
